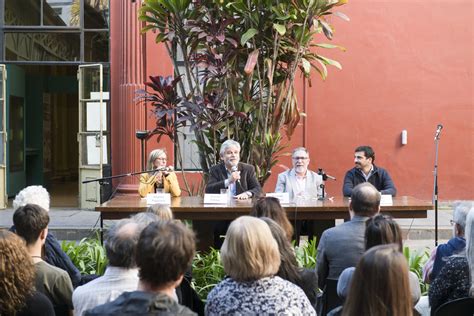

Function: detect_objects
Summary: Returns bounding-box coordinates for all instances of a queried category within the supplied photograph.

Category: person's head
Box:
[464,209,474,296]
[0,230,36,315]
[250,197,293,241]
[131,212,160,226]
[219,139,240,169]
[342,244,413,316]
[136,220,195,289]
[105,219,144,268]
[13,204,49,246]
[451,201,473,237]
[349,183,381,217]
[13,185,50,212]
[292,147,310,176]
[146,204,174,220]
[147,149,168,170]
[221,216,280,282]
[260,217,301,284]
[354,145,375,170]
[365,214,403,252]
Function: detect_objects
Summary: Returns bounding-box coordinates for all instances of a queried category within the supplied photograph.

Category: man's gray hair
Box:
[452,201,473,232]
[220,140,240,156]
[292,147,308,156]
[105,219,145,268]
[13,186,50,212]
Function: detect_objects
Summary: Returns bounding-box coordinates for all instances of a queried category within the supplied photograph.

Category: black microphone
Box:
[318,168,336,181]
[434,124,443,140]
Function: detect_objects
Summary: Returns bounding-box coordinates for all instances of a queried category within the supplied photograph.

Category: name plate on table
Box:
[146,193,171,205]
[380,194,393,206]
[266,192,290,204]
[204,194,228,204]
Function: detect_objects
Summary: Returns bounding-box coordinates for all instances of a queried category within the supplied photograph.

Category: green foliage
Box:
[138,0,348,186]
[403,246,430,295]
[191,248,225,301]
[61,235,108,276]
[294,237,318,269]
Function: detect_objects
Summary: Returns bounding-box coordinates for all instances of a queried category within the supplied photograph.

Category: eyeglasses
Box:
[155,157,167,161]
[292,157,308,161]
[450,220,456,226]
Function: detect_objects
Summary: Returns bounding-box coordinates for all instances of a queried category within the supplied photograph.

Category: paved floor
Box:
[0,204,456,252]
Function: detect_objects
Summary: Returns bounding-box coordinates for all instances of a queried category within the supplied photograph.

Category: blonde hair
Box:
[221,216,280,282]
[147,149,167,170]
[147,204,173,220]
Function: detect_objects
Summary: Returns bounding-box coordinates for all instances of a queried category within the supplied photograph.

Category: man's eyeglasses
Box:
[292,157,308,161]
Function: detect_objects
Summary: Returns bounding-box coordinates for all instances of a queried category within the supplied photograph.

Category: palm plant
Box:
[138,0,348,186]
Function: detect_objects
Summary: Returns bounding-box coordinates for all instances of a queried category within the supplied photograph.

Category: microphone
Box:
[434,124,443,140]
[318,168,336,181]
[231,164,241,185]
[153,166,174,172]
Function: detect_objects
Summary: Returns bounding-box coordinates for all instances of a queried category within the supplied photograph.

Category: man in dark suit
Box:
[206,140,262,247]
[206,139,262,199]
[316,182,381,290]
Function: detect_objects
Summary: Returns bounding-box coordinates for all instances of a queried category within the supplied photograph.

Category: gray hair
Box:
[452,201,473,233]
[105,219,145,268]
[147,149,167,170]
[464,210,474,296]
[146,204,173,220]
[292,147,308,156]
[130,212,160,226]
[219,140,240,157]
[13,186,50,212]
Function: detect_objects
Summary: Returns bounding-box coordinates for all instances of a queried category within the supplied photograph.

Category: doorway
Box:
[7,64,79,207]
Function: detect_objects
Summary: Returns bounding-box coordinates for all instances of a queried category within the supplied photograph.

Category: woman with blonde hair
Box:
[205,216,315,315]
[342,244,413,316]
[138,149,181,197]
[0,230,54,315]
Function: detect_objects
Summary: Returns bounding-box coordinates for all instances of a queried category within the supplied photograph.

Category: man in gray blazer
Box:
[275,147,324,242]
[316,182,381,289]
[275,147,323,200]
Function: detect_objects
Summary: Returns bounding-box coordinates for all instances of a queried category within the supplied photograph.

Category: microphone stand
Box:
[82,168,169,185]
[433,130,441,246]
[317,168,336,201]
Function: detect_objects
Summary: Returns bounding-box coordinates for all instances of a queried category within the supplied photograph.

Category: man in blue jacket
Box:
[342,145,396,197]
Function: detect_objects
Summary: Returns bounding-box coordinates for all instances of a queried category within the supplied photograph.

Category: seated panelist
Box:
[206,139,261,200]
[138,149,181,197]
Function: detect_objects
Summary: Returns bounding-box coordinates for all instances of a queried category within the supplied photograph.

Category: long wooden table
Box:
[97,195,431,248]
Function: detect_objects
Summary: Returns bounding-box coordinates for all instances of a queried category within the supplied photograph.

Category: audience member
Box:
[12,185,94,287]
[130,212,160,226]
[342,145,396,197]
[147,204,174,220]
[14,204,74,316]
[342,244,413,316]
[138,148,181,197]
[317,182,380,289]
[428,209,474,312]
[85,220,196,315]
[260,217,318,307]
[250,197,293,241]
[423,201,471,283]
[336,215,420,307]
[73,219,144,316]
[0,230,54,316]
[205,216,315,315]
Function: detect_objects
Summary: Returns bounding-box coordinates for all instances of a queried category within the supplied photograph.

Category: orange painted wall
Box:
[266,0,474,200]
[114,1,473,199]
